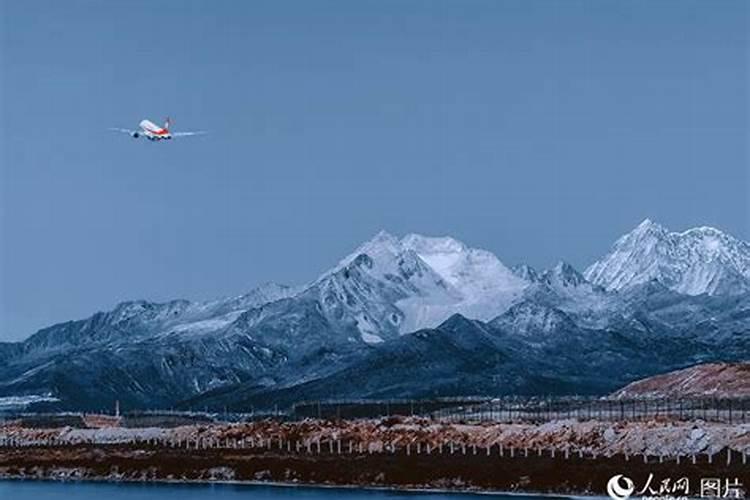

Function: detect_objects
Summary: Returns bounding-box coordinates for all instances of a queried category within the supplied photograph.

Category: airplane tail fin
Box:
[164,117,171,130]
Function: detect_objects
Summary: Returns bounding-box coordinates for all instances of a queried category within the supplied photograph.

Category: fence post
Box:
[729,399,733,425]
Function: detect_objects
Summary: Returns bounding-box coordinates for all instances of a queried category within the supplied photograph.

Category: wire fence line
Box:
[0,432,747,466]
[291,396,750,424]
[2,396,749,425]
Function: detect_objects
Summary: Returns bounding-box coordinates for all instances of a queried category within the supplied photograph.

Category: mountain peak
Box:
[401,233,467,254]
[543,261,587,287]
[629,218,668,239]
[311,230,527,340]
[370,229,399,245]
[489,300,575,336]
[359,230,401,255]
[512,264,540,282]
[585,220,750,296]
[436,313,485,334]
[331,230,401,273]
[401,233,526,297]
[636,217,656,229]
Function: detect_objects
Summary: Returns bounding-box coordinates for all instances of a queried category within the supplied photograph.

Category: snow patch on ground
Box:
[0,395,59,409]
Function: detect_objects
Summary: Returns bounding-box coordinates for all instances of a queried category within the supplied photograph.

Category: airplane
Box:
[109,118,206,141]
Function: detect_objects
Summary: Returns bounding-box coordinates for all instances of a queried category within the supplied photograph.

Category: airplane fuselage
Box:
[134,119,172,140]
[112,117,202,141]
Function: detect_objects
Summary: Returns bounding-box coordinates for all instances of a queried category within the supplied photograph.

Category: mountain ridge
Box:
[585,219,750,295]
[1,219,748,410]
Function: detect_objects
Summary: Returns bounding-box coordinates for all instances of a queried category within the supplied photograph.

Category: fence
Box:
[3,396,749,426]
[292,396,750,424]
[0,431,747,467]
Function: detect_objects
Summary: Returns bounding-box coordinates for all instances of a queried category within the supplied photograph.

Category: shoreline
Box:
[2,418,748,497]
[2,443,747,497]
[0,474,591,498]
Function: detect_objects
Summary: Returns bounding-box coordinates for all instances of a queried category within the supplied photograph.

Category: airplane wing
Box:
[172,131,208,137]
[108,127,137,135]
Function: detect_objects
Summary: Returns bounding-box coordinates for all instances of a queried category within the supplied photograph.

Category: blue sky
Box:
[1,0,748,341]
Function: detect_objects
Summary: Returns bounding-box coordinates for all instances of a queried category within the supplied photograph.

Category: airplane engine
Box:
[131,131,140,138]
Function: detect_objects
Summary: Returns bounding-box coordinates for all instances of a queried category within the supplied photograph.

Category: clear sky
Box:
[1,1,748,341]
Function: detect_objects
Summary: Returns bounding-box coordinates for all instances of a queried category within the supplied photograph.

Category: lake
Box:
[0,480,569,499]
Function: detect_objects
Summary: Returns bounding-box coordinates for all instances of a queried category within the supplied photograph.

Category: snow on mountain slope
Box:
[4,224,750,410]
[585,219,750,296]
[399,234,528,331]
[489,301,576,338]
[402,234,526,301]
[311,231,529,342]
[509,261,615,329]
[309,231,460,343]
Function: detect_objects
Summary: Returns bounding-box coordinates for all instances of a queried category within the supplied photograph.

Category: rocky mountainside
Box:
[611,362,750,399]
[585,219,750,295]
[1,220,748,411]
[188,293,750,411]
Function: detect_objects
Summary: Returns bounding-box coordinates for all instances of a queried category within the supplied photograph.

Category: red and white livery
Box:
[110,117,206,141]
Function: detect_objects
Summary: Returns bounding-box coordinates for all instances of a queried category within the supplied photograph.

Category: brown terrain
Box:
[1,416,749,496]
[2,363,748,495]
[612,363,750,399]
[1,442,747,496]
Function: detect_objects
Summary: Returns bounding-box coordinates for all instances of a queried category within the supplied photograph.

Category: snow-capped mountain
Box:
[489,301,577,338]
[585,219,750,295]
[1,220,748,411]
[309,231,527,343]
[397,233,527,332]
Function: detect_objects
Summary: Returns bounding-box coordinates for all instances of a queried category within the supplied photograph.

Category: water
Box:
[0,480,567,499]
